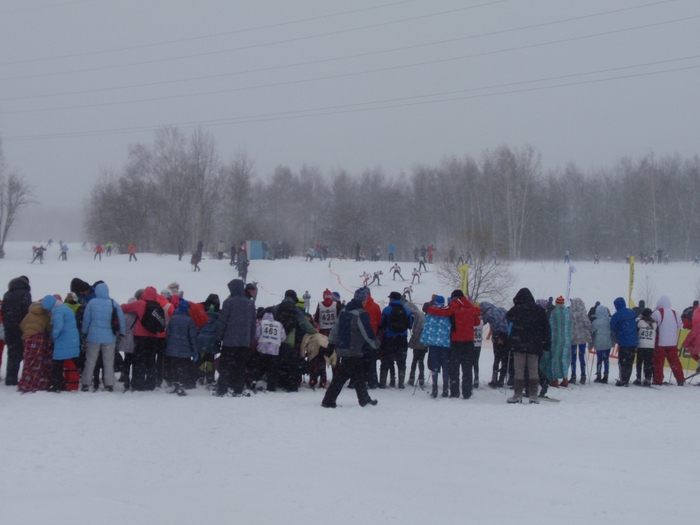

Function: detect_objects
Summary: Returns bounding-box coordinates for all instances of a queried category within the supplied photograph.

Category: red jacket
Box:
[364,296,382,334]
[121,286,163,338]
[427,296,479,342]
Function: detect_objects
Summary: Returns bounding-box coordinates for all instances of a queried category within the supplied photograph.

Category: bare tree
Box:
[435,251,515,306]
[0,140,36,258]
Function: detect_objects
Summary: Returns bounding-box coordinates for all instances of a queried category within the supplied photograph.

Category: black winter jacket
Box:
[2,277,31,342]
[506,288,551,356]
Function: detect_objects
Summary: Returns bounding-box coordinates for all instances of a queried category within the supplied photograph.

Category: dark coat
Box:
[329,299,378,357]
[2,277,31,343]
[217,279,256,348]
[506,288,551,356]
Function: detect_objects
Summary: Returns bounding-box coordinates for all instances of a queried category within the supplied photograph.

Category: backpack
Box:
[141,301,166,334]
[110,301,121,335]
[388,304,410,333]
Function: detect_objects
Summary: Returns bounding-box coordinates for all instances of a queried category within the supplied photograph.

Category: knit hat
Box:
[160,289,172,299]
[641,308,652,317]
[434,295,445,306]
[323,289,333,301]
[177,299,190,313]
[331,292,341,302]
[555,296,565,305]
[296,298,305,309]
[389,291,402,300]
[354,288,368,302]
[284,289,298,303]
[451,289,465,299]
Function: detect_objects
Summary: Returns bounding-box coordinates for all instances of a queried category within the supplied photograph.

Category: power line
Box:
[0,0,96,15]
[5,62,698,141]
[0,0,423,66]
[2,15,698,113]
[1,2,692,103]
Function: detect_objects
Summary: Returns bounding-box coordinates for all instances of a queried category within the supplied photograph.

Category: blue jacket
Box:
[379,300,414,338]
[41,295,80,360]
[82,283,125,344]
[479,301,508,335]
[610,297,638,346]
[166,310,198,358]
[421,311,451,348]
[217,279,256,348]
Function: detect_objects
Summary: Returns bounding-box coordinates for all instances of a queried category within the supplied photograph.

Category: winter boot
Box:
[407,374,415,387]
[528,379,540,403]
[389,368,396,388]
[398,370,406,389]
[561,378,569,387]
[431,383,438,399]
[488,371,498,389]
[594,373,601,383]
[602,373,608,384]
[379,369,388,389]
[538,378,549,398]
[580,374,586,385]
[507,379,524,403]
[441,382,449,398]
[569,374,577,385]
[418,373,425,388]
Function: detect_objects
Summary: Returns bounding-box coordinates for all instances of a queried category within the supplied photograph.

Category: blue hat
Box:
[353,289,367,302]
[434,295,445,306]
[177,298,190,313]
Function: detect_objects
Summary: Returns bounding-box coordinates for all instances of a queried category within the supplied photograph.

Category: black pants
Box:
[636,347,654,381]
[322,356,372,406]
[380,337,408,373]
[491,333,509,383]
[409,348,427,379]
[257,353,280,391]
[154,339,166,386]
[51,359,66,390]
[133,336,158,391]
[217,346,250,395]
[308,354,327,387]
[278,343,302,392]
[362,344,378,388]
[618,345,636,385]
[169,356,191,386]
[122,353,136,389]
[449,341,477,398]
[5,336,24,385]
[129,254,137,261]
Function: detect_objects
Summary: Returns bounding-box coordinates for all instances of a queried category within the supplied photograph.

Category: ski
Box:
[539,396,561,403]
[684,371,700,381]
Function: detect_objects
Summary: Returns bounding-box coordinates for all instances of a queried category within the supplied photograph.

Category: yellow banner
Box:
[628,256,635,309]
[459,263,469,296]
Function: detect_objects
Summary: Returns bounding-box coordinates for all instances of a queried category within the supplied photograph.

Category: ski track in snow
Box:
[0,242,697,524]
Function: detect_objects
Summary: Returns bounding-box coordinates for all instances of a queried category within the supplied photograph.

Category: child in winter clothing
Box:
[196,295,220,386]
[405,301,426,387]
[421,296,451,398]
[165,299,198,396]
[116,298,138,389]
[255,312,286,391]
[635,308,656,386]
[547,296,571,387]
[42,295,81,392]
[590,304,613,383]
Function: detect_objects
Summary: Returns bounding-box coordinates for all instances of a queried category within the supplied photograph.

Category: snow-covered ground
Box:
[1,242,698,525]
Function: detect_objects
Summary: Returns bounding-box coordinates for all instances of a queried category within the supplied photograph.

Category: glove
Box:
[192,353,200,362]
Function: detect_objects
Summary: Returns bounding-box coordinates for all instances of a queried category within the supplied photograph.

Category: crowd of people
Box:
[1,273,698,407]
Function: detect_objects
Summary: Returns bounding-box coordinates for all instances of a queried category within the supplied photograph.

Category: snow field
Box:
[0,242,697,524]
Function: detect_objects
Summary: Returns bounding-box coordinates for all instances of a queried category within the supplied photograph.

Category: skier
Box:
[564,249,571,263]
[360,271,371,287]
[217,240,225,260]
[302,291,311,313]
[369,270,382,286]
[31,245,45,264]
[634,308,656,386]
[178,242,184,261]
[128,243,137,262]
[411,268,421,284]
[650,295,684,386]
[93,244,103,261]
[403,285,413,302]
[390,263,405,281]
[59,243,68,261]
[418,256,427,272]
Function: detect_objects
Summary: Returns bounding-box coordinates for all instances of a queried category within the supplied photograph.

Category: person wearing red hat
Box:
[311,289,341,388]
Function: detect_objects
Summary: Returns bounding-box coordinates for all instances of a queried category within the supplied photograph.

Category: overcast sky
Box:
[1,0,699,239]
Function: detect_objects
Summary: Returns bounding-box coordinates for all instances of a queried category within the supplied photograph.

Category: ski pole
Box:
[503,350,511,395]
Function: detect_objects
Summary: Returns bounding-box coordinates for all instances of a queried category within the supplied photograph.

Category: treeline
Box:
[85,127,700,261]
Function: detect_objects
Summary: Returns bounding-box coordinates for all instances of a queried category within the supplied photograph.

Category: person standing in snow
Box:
[505,288,551,403]
[165,299,198,396]
[312,289,340,389]
[42,295,81,392]
[479,301,509,388]
[217,240,225,260]
[254,311,286,392]
[321,288,378,408]
[610,297,638,387]
[215,279,257,396]
[411,268,421,284]
[590,304,613,383]
[635,308,656,386]
[421,295,451,398]
[472,306,483,389]
[651,295,684,386]
[120,286,163,391]
[378,292,414,389]
[81,283,125,392]
[569,298,591,384]
[302,291,311,313]
[369,271,382,286]
[547,296,571,387]
[128,243,137,262]
[405,300,426,388]
[2,276,32,386]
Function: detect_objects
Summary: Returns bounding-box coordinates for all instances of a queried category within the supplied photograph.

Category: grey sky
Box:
[1,0,699,239]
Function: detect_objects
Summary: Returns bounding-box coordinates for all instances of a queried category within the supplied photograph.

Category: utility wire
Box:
[4,62,698,141]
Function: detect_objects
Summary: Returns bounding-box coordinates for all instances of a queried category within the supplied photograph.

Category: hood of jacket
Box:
[141,286,158,302]
[570,298,586,317]
[227,279,245,297]
[262,312,275,322]
[656,295,672,310]
[614,297,627,311]
[8,276,30,293]
[345,298,363,312]
[513,288,535,306]
[95,282,110,299]
[595,304,610,319]
[41,294,58,312]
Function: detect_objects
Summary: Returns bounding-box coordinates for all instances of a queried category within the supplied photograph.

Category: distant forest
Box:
[85,127,700,262]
